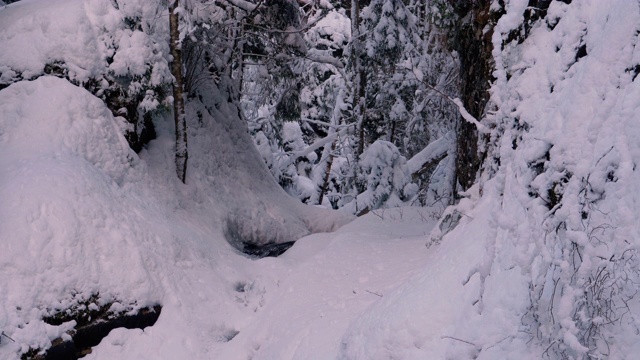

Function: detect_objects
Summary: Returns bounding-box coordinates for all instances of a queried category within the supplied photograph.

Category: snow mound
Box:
[0,0,104,83]
[0,76,138,183]
[0,77,163,353]
[186,82,353,249]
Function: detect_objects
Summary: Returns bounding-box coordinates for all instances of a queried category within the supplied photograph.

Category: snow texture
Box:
[1,0,640,359]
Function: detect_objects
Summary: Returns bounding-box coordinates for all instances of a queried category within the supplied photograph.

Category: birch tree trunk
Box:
[170,0,188,183]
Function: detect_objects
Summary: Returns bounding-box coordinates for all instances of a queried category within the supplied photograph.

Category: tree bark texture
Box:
[450,0,494,191]
[170,0,188,183]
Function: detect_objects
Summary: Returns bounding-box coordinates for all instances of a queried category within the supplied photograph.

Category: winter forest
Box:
[1,0,640,359]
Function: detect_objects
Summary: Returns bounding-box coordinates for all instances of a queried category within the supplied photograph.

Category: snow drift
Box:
[0,76,164,354]
[2,0,640,359]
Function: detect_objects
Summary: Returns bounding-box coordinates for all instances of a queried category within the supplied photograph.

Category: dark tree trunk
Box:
[170,0,188,183]
[356,69,367,156]
[318,140,336,206]
[449,0,494,191]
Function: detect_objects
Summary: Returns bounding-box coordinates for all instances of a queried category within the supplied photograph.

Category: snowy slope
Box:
[0,74,449,360]
[2,0,640,359]
[337,0,640,358]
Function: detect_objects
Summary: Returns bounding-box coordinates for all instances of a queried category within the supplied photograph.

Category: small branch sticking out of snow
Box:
[441,336,476,347]
[1,331,15,343]
[365,290,383,297]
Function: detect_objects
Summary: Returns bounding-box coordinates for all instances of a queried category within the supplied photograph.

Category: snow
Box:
[460,0,640,357]
[350,140,413,212]
[0,0,104,82]
[0,77,161,353]
[2,0,640,359]
[0,74,496,360]
[0,73,452,360]
[406,131,452,175]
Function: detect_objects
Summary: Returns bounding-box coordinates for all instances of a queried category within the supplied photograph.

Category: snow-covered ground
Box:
[0,75,476,359]
[2,0,640,359]
[0,51,476,360]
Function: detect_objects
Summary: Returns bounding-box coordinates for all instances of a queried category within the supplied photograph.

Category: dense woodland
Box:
[0,0,479,213]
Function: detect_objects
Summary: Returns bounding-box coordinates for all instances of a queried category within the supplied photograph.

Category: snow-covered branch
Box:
[279,126,352,166]
[220,0,257,12]
[304,53,344,69]
[407,133,453,176]
[407,66,489,134]
[451,98,489,133]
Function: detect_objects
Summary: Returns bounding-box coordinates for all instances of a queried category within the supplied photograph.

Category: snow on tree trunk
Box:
[449,0,493,191]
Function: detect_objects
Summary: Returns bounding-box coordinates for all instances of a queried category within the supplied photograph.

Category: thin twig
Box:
[365,290,383,297]
[441,336,476,346]
[1,331,15,343]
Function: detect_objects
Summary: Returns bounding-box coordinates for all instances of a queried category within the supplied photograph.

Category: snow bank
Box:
[477,1,640,357]
[339,1,640,358]
[0,77,163,353]
[186,81,353,248]
[0,0,104,83]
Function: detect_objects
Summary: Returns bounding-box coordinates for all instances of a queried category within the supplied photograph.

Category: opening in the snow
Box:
[23,297,162,360]
[218,329,239,343]
[223,218,296,258]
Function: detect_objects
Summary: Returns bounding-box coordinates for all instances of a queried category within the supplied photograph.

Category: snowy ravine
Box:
[0,77,454,359]
[1,1,640,360]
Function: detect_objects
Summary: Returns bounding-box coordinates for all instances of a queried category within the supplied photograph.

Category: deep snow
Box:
[2,0,640,359]
[0,77,451,360]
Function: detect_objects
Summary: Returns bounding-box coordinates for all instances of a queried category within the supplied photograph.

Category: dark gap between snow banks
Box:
[22,301,161,360]
[224,218,296,258]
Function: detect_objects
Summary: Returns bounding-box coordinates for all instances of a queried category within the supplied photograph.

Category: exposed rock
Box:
[22,298,161,360]
[241,241,296,258]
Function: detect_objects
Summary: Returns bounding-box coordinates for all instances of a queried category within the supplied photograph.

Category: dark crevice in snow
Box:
[241,241,296,258]
[223,217,298,258]
[23,304,162,360]
[218,329,239,343]
[575,43,588,61]
[626,64,640,81]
